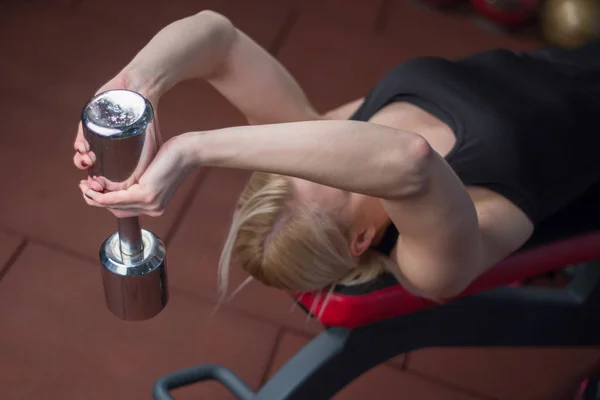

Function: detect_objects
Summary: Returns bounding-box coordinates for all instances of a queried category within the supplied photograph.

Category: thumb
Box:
[91,176,122,192]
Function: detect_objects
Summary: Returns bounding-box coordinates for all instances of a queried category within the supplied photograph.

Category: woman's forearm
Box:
[124,10,236,98]
[177,120,432,199]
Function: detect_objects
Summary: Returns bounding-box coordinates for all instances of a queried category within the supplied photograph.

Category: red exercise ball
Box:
[470,0,541,27]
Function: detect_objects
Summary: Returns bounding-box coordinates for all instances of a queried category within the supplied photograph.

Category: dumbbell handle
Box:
[117,217,143,258]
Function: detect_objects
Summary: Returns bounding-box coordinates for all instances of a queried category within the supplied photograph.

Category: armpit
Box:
[322,98,365,120]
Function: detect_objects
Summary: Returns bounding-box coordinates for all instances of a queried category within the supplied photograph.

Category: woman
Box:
[74,10,600,301]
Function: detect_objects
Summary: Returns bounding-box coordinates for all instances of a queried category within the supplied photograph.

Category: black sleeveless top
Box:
[352,46,600,256]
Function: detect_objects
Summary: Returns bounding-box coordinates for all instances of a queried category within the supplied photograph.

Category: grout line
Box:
[373,0,393,35]
[3,229,99,265]
[40,243,98,264]
[403,369,499,400]
[268,6,300,57]
[259,327,285,385]
[164,168,212,246]
[0,238,28,282]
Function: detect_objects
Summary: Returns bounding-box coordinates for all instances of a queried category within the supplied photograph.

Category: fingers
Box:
[96,176,127,192]
[78,181,166,218]
[74,124,89,152]
[74,154,86,170]
[74,138,90,154]
[83,188,128,206]
[73,152,96,170]
[82,183,149,209]
[73,123,96,169]
[88,177,104,192]
[79,176,142,207]
[79,178,103,197]
[79,183,129,213]
[78,189,140,219]
[80,176,104,193]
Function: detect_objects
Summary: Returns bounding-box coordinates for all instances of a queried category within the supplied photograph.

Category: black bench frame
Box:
[152,260,600,400]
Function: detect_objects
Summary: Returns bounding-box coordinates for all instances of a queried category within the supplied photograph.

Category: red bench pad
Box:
[293,231,600,328]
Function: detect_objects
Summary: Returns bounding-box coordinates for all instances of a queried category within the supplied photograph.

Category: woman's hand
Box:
[79,137,192,218]
[73,73,163,171]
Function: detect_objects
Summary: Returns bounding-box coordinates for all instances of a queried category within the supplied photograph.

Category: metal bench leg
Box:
[254,325,415,400]
[153,364,255,400]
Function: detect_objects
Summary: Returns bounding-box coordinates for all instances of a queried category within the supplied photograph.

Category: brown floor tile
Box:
[0,242,279,399]
[163,168,324,336]
[0,0,75,9]
[218,0,294,51]
[0,229,24,271]
[267,331,485,399]
[76,0,292,51]
[383,0,542,59]
[75,0,220,33]
[407,347,600,399]
[295,0,386,31]
[0,7,150,96]
[276,9,411,113]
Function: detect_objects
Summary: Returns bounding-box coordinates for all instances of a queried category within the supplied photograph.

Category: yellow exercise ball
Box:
[541,0,600,48]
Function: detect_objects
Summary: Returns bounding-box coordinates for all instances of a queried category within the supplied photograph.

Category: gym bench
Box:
[153,183,600,400]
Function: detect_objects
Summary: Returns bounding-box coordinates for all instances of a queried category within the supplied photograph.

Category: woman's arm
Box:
[124,10,319,124]
[180,122,484,298]
[182,120,431,198]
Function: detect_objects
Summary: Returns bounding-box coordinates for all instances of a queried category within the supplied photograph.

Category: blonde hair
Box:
[217,172,397,299]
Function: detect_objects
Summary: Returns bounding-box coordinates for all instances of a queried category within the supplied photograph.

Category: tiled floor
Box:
[1,0,599,399]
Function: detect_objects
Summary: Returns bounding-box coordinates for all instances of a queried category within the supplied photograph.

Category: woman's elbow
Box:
[400,256,483,301]
[386,134,435,199]
[405,273,473,301]
[193,10,237,46]
[430,278,472,300]
[194,10,234,28]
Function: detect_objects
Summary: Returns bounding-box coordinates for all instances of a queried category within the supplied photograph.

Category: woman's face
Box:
[288,177,390,256]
